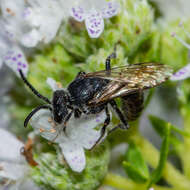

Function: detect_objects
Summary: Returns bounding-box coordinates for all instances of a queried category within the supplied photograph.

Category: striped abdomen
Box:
[122,91,144,121]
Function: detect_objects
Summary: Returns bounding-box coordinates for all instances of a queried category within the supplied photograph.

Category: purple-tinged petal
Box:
[170,64,190,81]
[85,9,104,38]
[101,1,120,19]
[4,46,28,77]
[71,6,85,22]
[59,142,86,172]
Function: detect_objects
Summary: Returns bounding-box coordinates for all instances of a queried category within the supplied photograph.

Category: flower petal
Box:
[24,1,64,44]
[101,1,120,18]
[0,162,27,180]
[4,46,28,76]
[66,111,107,149]
[30,109,59,141]
[59,141,85,172]
[0,129,24,163]
[76,128,101,149]
[170,64,190,81]
[71,6,85,22]
[46,77,59,91]
[68,110,107,132]
[21,29,42,48]
[85,9,104,38]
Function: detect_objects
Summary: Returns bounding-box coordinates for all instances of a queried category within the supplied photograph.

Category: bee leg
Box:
[63,110,74,133]
[109,100,129,130]
[90,107,110,150]
[108,124,123,135]
[24,105,52,128]
[105,47,117,73]
[74,109,82,118]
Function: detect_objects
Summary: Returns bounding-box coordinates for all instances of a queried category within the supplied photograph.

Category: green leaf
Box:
[149,115,190,144]
[148,123,171,188]
[149,115,181,146]
[148,115,167,137]
[123,142,149,183]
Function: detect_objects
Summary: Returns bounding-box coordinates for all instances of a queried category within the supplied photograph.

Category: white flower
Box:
[0,129,39,190]
[20,0,65,47]
[0,0,77,48]
[30,78,108,172]
[30,109,107,172]
[0,20,28,76]
[71,0,120,38]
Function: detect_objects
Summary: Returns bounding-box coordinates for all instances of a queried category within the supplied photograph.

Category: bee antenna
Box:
[19,69,51,104]
[105,47,117,71]
[24,105,52,128]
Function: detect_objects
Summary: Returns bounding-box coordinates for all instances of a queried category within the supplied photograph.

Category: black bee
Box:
[19,50,172,148]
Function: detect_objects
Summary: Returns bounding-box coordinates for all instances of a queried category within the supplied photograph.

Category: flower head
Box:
[30,78,108,172]
[71,0,120,38]
[0,0,78,76]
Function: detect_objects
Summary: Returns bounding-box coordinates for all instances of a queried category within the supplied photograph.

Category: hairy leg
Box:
[90,106,110,150]
[63,110,74,132]
[109,100,129,133]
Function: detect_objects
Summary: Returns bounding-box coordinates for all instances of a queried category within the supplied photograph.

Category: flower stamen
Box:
[178,21,190,39]
[171,32,190,49]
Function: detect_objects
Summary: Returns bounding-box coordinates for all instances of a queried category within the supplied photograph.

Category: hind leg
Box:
[90,106,110,150]
[109,100,129,134]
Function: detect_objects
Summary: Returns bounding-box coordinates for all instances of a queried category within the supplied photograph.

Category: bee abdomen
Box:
[122,91,144,121]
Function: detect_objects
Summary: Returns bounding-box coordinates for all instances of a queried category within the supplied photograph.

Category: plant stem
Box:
[133,134,190,190]
[181,107,190,179]
[104,173,177,190]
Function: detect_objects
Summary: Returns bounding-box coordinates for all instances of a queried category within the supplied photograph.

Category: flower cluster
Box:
[0,0,120,76]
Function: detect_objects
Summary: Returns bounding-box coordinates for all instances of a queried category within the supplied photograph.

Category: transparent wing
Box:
[86,63,173,104]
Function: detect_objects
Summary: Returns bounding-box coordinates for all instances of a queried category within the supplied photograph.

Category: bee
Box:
[19,50,172,148]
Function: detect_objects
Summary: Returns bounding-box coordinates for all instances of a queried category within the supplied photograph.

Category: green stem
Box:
[133,134,190,190]
[104,173,178,190]
[181,107,190,179]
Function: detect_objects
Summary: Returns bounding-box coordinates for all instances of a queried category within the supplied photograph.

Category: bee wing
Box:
[86,63,173,104]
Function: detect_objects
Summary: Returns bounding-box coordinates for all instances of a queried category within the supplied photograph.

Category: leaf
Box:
[149,115,166,137]
[123,142,149,183]
[148,115,181,146]
[148,123,171,188]
[149,115,190,145]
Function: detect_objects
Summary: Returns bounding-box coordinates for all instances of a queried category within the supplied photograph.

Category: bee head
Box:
[52,90,69,124]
